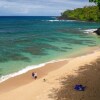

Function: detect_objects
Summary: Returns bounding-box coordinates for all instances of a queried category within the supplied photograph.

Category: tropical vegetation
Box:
[89,0,100,9]
[59,6,100,22]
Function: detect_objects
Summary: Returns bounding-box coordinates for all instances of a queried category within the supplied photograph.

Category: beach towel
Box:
[74,85,85,91]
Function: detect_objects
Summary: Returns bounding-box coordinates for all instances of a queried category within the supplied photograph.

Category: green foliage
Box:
[60,6,100,22]
[89,0,100,9]
[89,0,100,3]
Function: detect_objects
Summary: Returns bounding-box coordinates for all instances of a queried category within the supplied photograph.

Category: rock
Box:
[94,28,100,35]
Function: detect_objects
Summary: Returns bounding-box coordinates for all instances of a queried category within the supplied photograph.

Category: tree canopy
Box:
[89,0,100,9]
[60,6,100,22]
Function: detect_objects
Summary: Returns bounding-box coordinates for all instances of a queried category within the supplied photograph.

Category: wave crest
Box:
[42,20,76,22]
[83,29,96,34]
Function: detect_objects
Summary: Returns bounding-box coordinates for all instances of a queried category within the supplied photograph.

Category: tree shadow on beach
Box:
[48,59,100,100]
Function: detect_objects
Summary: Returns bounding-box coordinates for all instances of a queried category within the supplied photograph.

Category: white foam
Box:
[42,20,76,22]
[0,63,46,83]
[83,29,96,34]
[0,59,67,83]
[46,20,61,22]
[65,20,76,22]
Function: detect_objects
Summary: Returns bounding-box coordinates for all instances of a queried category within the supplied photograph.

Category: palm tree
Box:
[89,0,100,9]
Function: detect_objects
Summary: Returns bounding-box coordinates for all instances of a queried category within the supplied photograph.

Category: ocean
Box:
[0,16,100,82]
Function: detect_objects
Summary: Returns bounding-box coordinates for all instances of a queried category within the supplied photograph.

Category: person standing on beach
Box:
[32,72,35,78]
[34,72,37,79]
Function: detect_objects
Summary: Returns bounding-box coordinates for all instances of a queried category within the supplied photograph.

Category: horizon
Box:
[0,15,58,17]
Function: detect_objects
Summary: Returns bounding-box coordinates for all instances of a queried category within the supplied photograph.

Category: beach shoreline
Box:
[0,59,69,94]
[0,47,100,99]
[0,46,99,84]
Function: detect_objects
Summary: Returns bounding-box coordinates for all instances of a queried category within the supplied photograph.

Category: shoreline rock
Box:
[94,28,100,35]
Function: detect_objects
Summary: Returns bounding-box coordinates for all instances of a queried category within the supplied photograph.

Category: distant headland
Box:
[58,6,100,22]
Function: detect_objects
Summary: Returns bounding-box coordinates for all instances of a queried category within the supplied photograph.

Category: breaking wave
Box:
[0,59,67,83]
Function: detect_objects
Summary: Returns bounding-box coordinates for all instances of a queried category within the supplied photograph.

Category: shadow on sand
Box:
[49,58,100,100]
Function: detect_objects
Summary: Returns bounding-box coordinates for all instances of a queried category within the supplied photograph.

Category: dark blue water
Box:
[0,16,100,82]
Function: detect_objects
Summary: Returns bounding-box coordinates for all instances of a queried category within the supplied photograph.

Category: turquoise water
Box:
[0,16,100,81]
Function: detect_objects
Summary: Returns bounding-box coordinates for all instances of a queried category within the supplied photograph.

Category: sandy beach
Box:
[0,49,100,100]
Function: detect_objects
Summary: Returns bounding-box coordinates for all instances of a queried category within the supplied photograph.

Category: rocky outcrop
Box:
[94,28,100,35]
